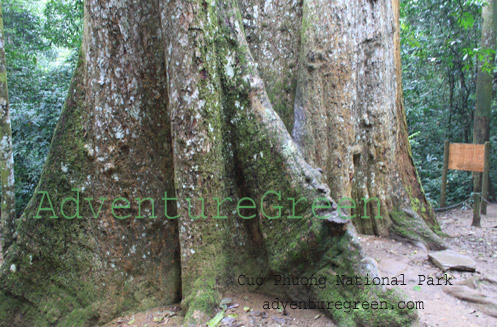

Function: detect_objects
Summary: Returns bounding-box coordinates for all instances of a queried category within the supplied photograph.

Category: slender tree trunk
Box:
[0,1,442,326]
[0,3,15,254]
[447,74,454,140]
[473,0,497,213]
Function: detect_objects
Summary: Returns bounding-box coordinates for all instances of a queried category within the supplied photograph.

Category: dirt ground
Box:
[104,205,497,327]
[359,203,497,327]
[1,205,496,326]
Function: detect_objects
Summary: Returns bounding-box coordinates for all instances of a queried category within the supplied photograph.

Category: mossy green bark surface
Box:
[172,1,421,326]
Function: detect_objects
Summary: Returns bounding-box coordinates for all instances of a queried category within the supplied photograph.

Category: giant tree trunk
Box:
[0,0,442,326]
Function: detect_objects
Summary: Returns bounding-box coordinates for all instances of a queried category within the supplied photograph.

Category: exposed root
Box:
[390,208,446,251]
[182,277,220,326]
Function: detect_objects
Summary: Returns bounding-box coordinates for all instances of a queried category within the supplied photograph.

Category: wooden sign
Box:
[440,141,490,217]
[448,143,485,172]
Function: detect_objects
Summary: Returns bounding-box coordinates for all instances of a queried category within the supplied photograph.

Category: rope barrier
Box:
[434,200,468,212]
[434,193,491,212]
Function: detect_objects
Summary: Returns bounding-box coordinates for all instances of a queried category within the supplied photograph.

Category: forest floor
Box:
[359,204,497,327]
[1,205,496,326]
[103,204,497,327]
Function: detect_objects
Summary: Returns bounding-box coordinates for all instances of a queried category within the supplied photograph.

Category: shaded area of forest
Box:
[401,0,497,206]
[2,0,81,214]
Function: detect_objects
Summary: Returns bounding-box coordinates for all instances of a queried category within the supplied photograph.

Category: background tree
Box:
[0,0,442,326]
[473,0,496,215]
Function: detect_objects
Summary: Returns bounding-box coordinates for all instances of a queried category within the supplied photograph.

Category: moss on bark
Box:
[172,1,424,325]
[0,1,182,323]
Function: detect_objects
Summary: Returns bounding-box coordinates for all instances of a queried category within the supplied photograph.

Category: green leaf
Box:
[207,311,225,327]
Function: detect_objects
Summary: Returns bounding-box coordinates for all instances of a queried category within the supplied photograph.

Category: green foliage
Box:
[3,0,80,215]
[402,0,496,207]
[3,0,46,64]
[43,0,83,49]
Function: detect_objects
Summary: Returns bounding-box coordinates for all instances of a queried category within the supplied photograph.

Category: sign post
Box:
[481,142,490,215]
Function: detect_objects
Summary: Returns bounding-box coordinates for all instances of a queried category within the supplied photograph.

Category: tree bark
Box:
[0,3,16,254]
[290,0,442,244]
[1,1,181,324]
[0,0,442,326]
[473,0,496,214]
